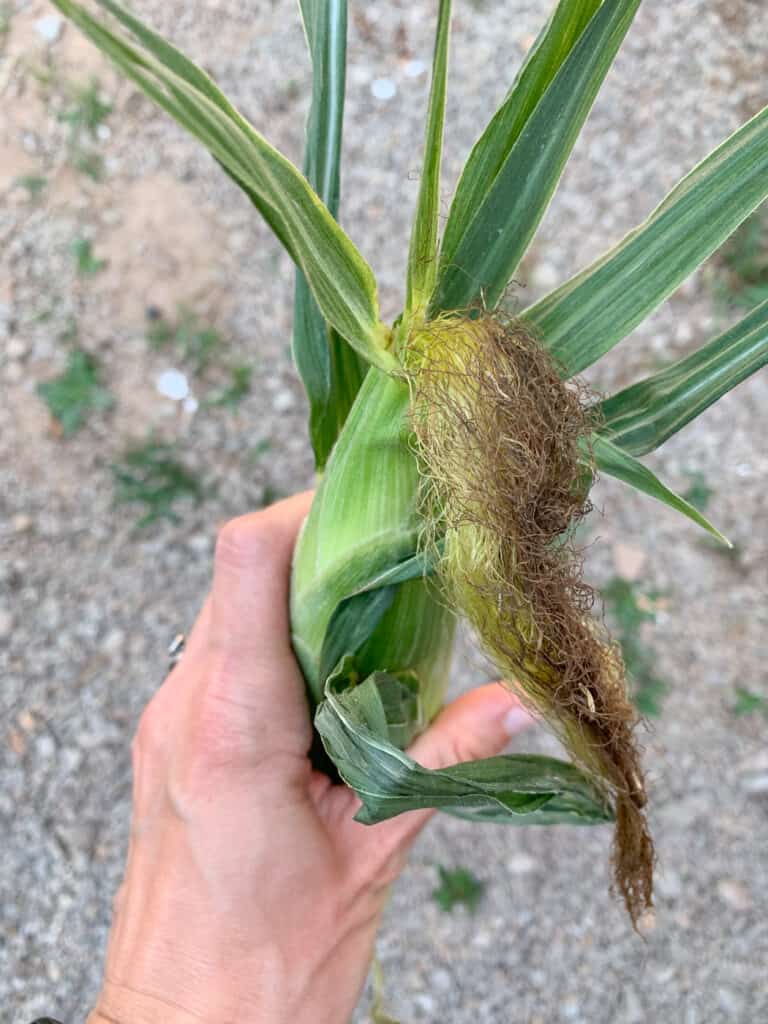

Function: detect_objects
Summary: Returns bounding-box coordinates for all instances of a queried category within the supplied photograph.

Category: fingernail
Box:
[503,704,533,737]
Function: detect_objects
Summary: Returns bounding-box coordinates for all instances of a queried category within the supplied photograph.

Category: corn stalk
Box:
[52,0,768,923]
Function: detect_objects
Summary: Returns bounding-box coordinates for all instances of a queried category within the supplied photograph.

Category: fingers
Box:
[343,684,533,870]
[210,491,314,660]
[195,491,315,754]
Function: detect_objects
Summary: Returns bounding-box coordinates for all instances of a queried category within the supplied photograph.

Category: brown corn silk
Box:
[404,311,654,924]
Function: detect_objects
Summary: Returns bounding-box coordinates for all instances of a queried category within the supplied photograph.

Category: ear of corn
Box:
[54,0,768,924]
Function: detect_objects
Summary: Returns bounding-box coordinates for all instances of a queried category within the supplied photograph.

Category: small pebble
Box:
[34,15,63,43]
[371,77,397,101]
[272,389,295,412]
[156,368,190,401]
[742,773,768,795]
[6,337,28,360]
[716,879,751,912]
[507,853,537,875]
[403,58,427,77]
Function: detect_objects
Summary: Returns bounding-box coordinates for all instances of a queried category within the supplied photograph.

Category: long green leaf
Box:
[405,0,452,318]
[315,673,613,826]
[294,0,367,469]
[430,0,640,314]
[52,0,395,373]
[438,0,602,278]
[527,104,768,376]
[590,435,730,545]
[598,299,768,456]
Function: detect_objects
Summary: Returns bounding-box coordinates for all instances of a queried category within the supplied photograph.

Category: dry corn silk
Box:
[52,0,768,925]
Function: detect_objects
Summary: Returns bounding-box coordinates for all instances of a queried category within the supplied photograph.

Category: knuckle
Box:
[132,700,163,761]
[215,514,285,574]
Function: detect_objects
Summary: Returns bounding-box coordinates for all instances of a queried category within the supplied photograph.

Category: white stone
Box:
[156,368,189,401]
[716,878,752,912]
[507,853,537,875]
[273,389,295,412]
[371,77,397,101]
[35,15,63,43]
[403,59,427,78]
[6,337,28,360]
[742,773,768,795]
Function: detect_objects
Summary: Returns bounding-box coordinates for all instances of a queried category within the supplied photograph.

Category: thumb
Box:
[407,682,533,770]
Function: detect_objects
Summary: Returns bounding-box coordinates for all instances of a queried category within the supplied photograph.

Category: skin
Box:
[88,492,531,1024]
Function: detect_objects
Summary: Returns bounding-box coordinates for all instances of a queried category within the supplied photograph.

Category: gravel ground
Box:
[2,1,767,1021]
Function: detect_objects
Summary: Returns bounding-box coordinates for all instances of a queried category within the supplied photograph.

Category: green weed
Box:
[204,365,252,408]
[112,440,205,528]
[712,202,768,313]
[14,174,48,198]
[59,77,112,138]
[432,865,485,913]
[71,237,107,276]
[37,349,112,435]
[602,577,668,717]
[146,306,222,374]
[732,687,768,718]
[682,471,713,513]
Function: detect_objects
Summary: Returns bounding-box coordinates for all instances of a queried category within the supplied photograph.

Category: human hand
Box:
[89,492,531,1024]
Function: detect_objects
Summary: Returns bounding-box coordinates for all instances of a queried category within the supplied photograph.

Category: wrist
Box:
[89,983,212,1024]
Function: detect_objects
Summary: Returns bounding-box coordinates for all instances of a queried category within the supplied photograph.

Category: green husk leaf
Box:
[598,298,768,455]
[590,435,730,546]
[52,0,394,373]
[405,0,452,317]
[430,0,640,313]
[437,0,602,277]
[318,547,437,686]
[294,0,367,469]
[315,673,613,826]
[526,104,768,376]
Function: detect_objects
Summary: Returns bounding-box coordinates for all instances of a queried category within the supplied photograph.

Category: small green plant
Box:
[204,365,252,407]
[51,0,768,926]
[246,438,272,465]
[146,307,222,373]
[732,687,768,718]
[112,440,205,527]
[71,149,105,181]
[37,349,112,435]
[712,203,768,313]
[681,471,713,513]
[602,578,668,718]
[59,77,112,138]
[14,174,48,198]
[432,865,485,913]
[57,77,111,180]
[71,237,107,276]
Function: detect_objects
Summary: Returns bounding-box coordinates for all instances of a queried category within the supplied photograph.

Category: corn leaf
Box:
[598,298,768,456]
[318,547,436,686]
[437,0,602,279]
[316,673,613,825]
[52,0,395,373]
[527,104,768,376]
[430,0,640,314]
[590,435,730,546]
[294,0,367,469]
[405,0,452,318]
